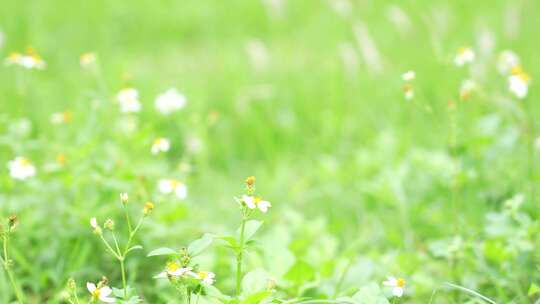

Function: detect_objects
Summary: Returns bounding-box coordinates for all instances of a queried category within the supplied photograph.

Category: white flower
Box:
[242,195,272,213]
[191,271,215,285]
[155,88,186,115]
[151,138,171,154]
[459,79,476,100]
[5,49,46,70]
[155,263,192,278]
[402,84,413,100]
[159,179,188,199]
[383,276,406,297]
[87,282,115,303]
[50,111,72,124]
[7,157,36,180]
[508,68,530,99]
[497,50,520,75]
[454,47,475,66]
[120,192,129,203]
[90,217,98,229]
[117,88,141,113]
[402,70,415,81]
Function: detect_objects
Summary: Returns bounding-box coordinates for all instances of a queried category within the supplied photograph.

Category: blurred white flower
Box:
[402,84,413,100]
[80,52,97,68]
[508,66,530,99]
[242,195,272,213]
[454,47,475,66]
[87,282,115,303]
[498,50,520,75]
[5,48,46,70]
[155,88,186,115]
[246,39,269,71]
[120,192,129,204]
[90,217,98,229]
[191,271,215,285]
[51,111,73,124]
[186,135,203,154]
[386,5,412,35]
[156,263,192,278]
[383,276,405,297]
[328,0,351,17]
[117,88,141,113]
[7,157,36,180]
[402,70,415,81]
[459,79,476,100]
[151,137,171,154]
[159,179,188,199]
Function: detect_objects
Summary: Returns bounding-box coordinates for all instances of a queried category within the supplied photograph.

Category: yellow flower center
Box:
[397,278,406,287]
[167,262,180,273]
[254,197,263,205]
[402,84,412,93]
[199,271,208,279]
[20,158,31,166]
[91,288,101,298]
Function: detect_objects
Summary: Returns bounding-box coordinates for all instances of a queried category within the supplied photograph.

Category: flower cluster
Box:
[7,156,36,180]
[454,47,475,66]
[5,48,46,70]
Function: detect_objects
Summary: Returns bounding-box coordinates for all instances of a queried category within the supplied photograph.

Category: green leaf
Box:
[126,245,143,254]
[241,290,273,304]
[284,259,315,285]
[529,283,540,296]
[351,283,389,304]
[147,247,177,257]
[188,234,213,257]
[217,235,240,250]
[238,220,263,241]
[204,284,232,301]
[241,268,271,296]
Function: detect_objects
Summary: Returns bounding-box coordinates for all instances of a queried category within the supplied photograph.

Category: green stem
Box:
[98,234,121,260]
[332,258,353,298]
[120,258,127,299]
[236,217,247,297]
[123,206,133,234]
[2,234,24,303]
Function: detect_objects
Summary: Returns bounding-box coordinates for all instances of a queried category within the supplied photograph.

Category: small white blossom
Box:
[7,157,36,180]
[159,179,188,199]
[242,195,272,213]
[155,263,192,279]
[497,50,520,75]
[191,271,215,285]
[383,276,406,297]
[155,88,186,115]
[402,70,415,81]
[454,47,475,66]
[50,111,72,124]
[508,68,530,99]
[151,138,171,154]
[459,79,476,100]
[117,88,141,113]
[402,84,413,100]
[87,282,115,303]
[120,192,129,203]
[90,217,99,229]
[5,49,46,70]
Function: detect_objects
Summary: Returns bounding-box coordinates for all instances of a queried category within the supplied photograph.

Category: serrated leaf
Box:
[147,247,177,257]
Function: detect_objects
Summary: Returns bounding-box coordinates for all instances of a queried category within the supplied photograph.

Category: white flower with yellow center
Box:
[50,111,73,124]
[151,138,171,154]
[159,179,188,199]
[242,195,272,213]
[5,48,46,70]
[191,271,215,285]
[402,70,415,81]
[454,47,475,66]
[402,84,413,100]
[87,282,115,303]
[508,66,530,99]
[383,276,406,297]
[7,157,36,180]
[117,88,141,113]
[155,88,186,115]
[498,50,520,75]
[155,262,192,278]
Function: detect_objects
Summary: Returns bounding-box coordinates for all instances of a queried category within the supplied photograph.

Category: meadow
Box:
[0,0,539,303]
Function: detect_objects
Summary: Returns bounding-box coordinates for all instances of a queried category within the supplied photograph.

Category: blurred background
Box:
[0,0,539,303]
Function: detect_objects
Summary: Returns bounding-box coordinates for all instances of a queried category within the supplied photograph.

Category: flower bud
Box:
[8,215,18,232]
[120,192,129,204]
[104,219,115,231]
[143,201,154,215]
[245,176,256,187]
[67,278,77,291]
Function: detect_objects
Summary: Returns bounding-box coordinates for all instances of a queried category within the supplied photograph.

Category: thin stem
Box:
[236,215,247,297]
[2,233,24,304]
[98,234,121,260]
[120,258,127,299]
[123,206,133,234]
[332,258,353,298]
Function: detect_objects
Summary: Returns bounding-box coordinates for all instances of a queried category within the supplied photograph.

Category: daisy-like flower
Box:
[5,48,46,70]
[497,50,520,75]
[155,262,192,278]
[191,271,216,285]
[90,217,98,229]
[454,47,475,66]
[383,276,406,297]
[7,157,36,180]
[242,195,272,213]
[402,70,415,81]
[151,137,171,154]
[87,282,115,303]
[459,79,476,100]
[508,66,530,99]
[117,88,141,113]
[158,179,188,199]
[402,84,413,100]
[51,111,73,124]
[155,88,186,115]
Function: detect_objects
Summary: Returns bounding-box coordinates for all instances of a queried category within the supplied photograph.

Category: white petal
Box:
[100,296,116,303]
[87,282,96,292]
[90,218,98,228]
[175,184,188,199]
[258,201,271,213]
[243,195,256,209]
[100,286,112,297]
[393,287,404,297]
[383,276,397,286]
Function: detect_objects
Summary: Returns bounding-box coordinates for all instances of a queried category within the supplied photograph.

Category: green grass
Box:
[0,0,539,303]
